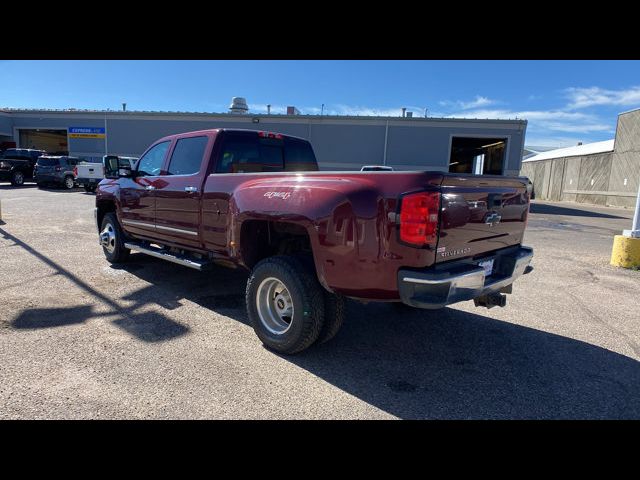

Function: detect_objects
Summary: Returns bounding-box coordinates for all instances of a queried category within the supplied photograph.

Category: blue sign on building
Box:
[68,126,106,139]
[69,127,106,135]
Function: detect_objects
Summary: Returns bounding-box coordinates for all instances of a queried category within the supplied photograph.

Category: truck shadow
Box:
[1,227,189,343]
[119,253,640,419]
[530,202,627,219]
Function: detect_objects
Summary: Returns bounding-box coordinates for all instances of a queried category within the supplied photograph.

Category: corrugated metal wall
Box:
[520,109,640,208]
[5,112,527,175]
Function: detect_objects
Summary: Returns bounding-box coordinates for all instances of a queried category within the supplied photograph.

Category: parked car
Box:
[0,148,47,186]
[75,156,138,192]
[34,156,80,189]
[360,165,394,171]
[95,128,533,354]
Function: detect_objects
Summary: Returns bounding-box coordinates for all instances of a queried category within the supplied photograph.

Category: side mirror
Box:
[104,155,120,179]
[104,155,135,179]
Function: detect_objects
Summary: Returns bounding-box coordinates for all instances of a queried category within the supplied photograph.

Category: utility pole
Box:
[104,111,108,155]
[624,182,640,238]
[321,104,324,116]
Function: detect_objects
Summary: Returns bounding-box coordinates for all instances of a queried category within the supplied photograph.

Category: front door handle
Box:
[185,186,198,193]
[145,185,156,191]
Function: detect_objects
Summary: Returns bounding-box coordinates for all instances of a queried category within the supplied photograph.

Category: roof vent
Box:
[229,97,249,114]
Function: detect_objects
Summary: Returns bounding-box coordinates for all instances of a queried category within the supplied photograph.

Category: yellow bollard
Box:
[610,235,640,269]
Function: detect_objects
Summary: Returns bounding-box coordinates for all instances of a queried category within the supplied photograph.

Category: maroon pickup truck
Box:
[95,129,533,354]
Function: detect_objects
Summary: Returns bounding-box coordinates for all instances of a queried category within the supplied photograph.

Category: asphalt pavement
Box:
[1,184,639,419]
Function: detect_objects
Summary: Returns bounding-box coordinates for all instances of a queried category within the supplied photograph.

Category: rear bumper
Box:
[398,246,533,309]
[76,177,100,185]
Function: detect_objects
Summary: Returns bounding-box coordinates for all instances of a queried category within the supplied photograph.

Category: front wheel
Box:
[100,212,130,263]
[11,171,25,186]
[246,255,325,354]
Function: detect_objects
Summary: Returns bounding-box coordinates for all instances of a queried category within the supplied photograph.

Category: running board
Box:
[124,242,212,271]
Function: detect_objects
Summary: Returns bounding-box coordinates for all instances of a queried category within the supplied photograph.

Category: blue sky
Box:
[1,60,639,148]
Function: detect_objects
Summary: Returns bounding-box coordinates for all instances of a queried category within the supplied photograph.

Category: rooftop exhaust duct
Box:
[229,97,249,114]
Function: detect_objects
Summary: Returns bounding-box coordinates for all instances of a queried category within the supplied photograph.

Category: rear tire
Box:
[83,185,92,193]
[100,212,130,263]
[316,292,346,344]
[10,171,24,187]
[63,175,75,189]
[246,255,325,354]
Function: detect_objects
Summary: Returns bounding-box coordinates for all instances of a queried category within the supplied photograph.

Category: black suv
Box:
[34,156,80,189]
[0,148,47,186]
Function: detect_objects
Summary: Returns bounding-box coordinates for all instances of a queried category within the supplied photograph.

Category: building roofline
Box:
[0,107,528,125]
[618,107,640,116]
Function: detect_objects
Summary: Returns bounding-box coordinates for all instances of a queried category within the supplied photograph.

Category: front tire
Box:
[100,212,130,263]
[11,171,25,186]
[246,255,325,354]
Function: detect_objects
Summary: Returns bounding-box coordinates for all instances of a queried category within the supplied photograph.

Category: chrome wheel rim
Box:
[65,177,74,189]
[256,277,294,335]
[100,223,116,254]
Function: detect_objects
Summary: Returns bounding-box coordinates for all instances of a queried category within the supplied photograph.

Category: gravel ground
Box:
[1,183,639,419]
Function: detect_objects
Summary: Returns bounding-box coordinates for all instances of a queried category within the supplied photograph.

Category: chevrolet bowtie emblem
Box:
[485,212,502,227]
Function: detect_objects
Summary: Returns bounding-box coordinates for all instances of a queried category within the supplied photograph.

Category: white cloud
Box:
[250,103,288,115]
[523,136,601,149]
[444,108,614,134]
[439,96,495,110]
[319,104,424,117]
[566,86,640,109]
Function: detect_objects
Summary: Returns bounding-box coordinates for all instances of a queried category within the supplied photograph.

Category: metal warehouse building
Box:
[0,105,527,175]
[520,108,640,208]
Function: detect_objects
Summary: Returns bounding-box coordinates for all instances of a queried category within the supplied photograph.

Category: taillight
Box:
[73,166,78,177]
[55,166,62,172]
[399,191,440,247]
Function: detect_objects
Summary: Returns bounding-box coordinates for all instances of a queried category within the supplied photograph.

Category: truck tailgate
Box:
[77,163,103,179]
[435,174,530,263]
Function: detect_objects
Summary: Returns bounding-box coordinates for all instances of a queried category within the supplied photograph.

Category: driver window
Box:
[137,141,170,176]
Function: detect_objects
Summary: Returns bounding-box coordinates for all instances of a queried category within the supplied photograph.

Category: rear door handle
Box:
[185,186,198,193]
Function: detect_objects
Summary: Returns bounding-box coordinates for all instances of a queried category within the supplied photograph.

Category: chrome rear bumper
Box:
[397,246,533,309]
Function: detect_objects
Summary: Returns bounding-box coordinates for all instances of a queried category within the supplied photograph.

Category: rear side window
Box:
[37,158,60,166]
[167,136,208,175]
[216,133,317,173]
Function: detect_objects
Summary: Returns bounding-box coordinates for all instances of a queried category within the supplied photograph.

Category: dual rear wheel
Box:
[246,255,345,354]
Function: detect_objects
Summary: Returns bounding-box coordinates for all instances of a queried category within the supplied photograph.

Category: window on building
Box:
[449,137,506,175]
